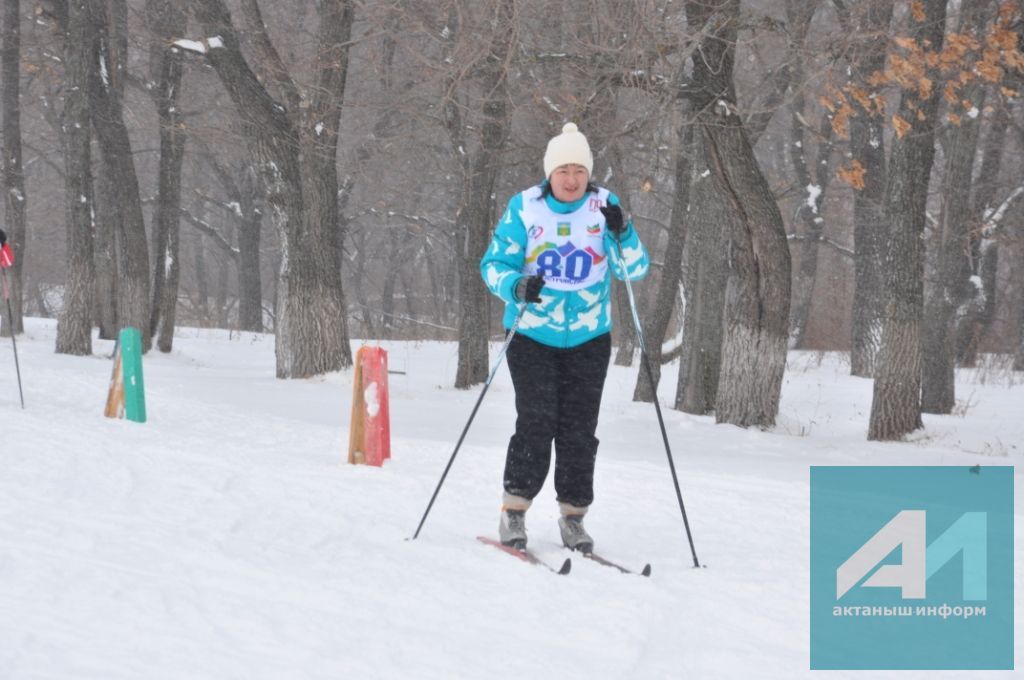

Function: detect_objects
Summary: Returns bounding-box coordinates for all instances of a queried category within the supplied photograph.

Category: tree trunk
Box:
[402,264,417,321]
[192,0,354,377]
[55,0,96,356]
[921,3,994,412]
[687,0,791,429]
[147,0,188,353]
[350,227,374,336]
[868,0,947,441]
[608,141,642,368]
[612,274,636,366]
[576,3,641,367]
[215,243,229,325]
[89,0,150,350]
[92,164,119,340]
[634,121,693,402]
[743,0,814,146]
[675,153,727,415]
[843,0,894,377]
[381,228,400,336]
[194,233,209,321]
[921,88,987,413]
[198,157,264,332]
[452,0,514,389]
[1016,214,1024,371]
[956,102,1010,366]
[783,0,830,351]
[237,174,263,332]
[788,99,836,349]
[1,0,26,337]
[293,0,355,370]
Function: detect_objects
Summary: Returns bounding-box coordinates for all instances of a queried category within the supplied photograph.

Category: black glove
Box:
[0,228,6,246]
[599,204,626,236]
[515,275,545,303]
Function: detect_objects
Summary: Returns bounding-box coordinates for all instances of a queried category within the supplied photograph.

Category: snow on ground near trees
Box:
[1,318,1021,680]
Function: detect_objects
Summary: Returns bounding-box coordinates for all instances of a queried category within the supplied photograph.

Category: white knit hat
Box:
[543,122,593,178]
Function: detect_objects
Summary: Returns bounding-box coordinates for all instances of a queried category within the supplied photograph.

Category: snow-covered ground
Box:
[1,318,1020,679]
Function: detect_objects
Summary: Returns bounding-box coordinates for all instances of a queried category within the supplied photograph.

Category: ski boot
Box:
[558,514,594,554]
[499,508,528,550]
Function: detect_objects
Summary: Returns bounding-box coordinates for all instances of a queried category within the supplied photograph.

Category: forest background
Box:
[1,0,1023,441]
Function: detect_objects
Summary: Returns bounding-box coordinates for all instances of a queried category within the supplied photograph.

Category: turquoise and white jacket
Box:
[480,183,649,349]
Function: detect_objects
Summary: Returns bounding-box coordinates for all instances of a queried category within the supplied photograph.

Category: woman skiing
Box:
[479,122,649,553]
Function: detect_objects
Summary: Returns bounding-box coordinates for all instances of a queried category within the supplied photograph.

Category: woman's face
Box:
[549,164,589,203]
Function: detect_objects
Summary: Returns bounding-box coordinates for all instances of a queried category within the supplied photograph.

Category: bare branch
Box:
[787,233,855,260]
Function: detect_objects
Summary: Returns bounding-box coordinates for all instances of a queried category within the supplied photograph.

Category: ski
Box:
[477,536,572,575]
[578,551,652,577]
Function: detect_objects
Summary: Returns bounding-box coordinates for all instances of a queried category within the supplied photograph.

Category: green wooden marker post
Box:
[119,327,147,423]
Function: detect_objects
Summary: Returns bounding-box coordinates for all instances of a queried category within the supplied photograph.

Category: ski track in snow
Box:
[0,319,1021,679]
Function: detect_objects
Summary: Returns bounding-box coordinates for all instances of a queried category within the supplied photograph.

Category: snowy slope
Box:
[0,319,1020,680]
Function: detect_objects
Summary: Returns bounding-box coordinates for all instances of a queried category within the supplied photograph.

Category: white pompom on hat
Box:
[543,122,593,178]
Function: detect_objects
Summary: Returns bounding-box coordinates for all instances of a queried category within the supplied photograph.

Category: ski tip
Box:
[558,558,572,575]
[640,563,652,577]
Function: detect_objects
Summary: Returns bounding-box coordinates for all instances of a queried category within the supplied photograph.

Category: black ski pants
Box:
[503,332,611,509]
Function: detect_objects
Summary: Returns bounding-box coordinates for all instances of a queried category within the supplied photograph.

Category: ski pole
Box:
[1,269,24,409]
[411,304,528,540]
[614,236,701,568]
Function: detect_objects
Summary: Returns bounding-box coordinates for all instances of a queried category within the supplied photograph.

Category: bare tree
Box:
[957,103,1018,366]
[634,120,692,403]
[687,0,792,428]
[198,156,265,332]
[147,0,188,352]
[869,0,948,441]
[445,0,516,388]
[92,170,119,339]
[675,152,728,415]
[835,0,895,378]
[55,0,96,355]
[922,2,998,414]
[1,0,26,337]
[89,0,151,349]
[1017,211,1024,371]
[190,0,355,377]
[785,0,836,349]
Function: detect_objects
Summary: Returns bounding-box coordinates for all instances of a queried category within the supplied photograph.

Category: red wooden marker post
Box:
[347,346,391,466]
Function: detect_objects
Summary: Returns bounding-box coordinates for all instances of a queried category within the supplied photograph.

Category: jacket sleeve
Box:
[480,193,527,305]
[604,192,649,281]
